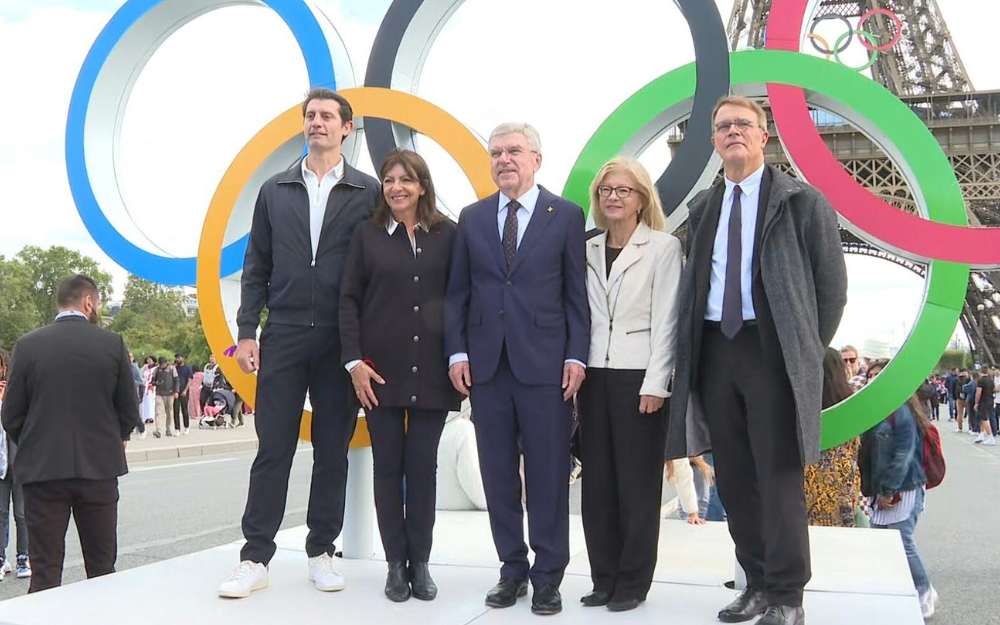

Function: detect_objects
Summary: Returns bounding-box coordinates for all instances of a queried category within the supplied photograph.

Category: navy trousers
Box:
[240,323,357,565]
[470,350,571,588]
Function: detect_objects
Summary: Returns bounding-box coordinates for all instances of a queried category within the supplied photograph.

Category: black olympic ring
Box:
[363,0,730,219]
[807,14,853,56]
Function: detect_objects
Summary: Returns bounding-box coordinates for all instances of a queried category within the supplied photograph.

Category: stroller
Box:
[200,387,236,429]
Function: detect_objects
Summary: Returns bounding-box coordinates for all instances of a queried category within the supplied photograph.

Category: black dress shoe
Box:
[485,578,528,608]
[384,561,410,602]
[409,562,437,601]
[531,584,562,615]
[755,605,805,625]
[580,590,611,607]
[718,588,767,623]
[607,597,642,612]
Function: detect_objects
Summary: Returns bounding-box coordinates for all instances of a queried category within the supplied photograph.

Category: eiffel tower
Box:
[727,0,1000,366]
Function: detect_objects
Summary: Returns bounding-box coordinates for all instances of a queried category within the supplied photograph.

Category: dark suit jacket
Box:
[1,316,138,484]
[444,186,590,386]
[340,218,462,411]
[237,158,380,340]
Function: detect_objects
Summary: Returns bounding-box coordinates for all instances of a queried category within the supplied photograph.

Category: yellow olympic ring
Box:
[197,87,494,445]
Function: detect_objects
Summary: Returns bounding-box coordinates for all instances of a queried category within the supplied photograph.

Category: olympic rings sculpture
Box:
[67,0,991,448]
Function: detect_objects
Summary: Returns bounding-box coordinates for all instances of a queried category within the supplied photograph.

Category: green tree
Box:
[111,275,187,358]
[15,245,113,324]
[0,256,37,349]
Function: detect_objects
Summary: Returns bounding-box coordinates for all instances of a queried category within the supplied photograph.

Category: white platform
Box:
[0,513,924,625]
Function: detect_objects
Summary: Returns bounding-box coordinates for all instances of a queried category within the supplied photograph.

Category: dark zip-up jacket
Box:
[237,157,380,340]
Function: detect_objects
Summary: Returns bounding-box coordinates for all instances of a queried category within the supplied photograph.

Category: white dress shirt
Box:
[705,163,765,322]
[496,185,539,247]
[301,156,345,262]
[449,185,584,370]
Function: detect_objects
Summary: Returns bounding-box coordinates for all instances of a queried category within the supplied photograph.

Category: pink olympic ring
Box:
[766,0,1000,266]
[857,8,903,53]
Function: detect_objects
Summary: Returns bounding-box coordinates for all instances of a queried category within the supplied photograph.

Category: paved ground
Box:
[915,421,1000,624]
[2,417,995,623]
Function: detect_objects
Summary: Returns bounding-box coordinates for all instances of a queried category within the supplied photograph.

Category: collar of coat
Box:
[687,163,811,233]
[275,155,369,189]
[587,221,653,293]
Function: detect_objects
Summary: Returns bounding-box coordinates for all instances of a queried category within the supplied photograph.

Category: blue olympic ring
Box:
[65,0,339,286]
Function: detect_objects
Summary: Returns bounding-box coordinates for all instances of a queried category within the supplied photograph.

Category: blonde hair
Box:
[588,156,666,232]
[711,95,768,130]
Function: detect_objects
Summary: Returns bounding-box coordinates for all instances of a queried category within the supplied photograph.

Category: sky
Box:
[0,0,995,354]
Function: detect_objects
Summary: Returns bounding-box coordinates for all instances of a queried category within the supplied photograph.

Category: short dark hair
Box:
[158,356,168,365]
[56,274,99,308]
[372,149,446,230]
[301,88,353,123]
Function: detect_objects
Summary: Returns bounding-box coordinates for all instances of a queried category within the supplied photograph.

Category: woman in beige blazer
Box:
[578,156,682,612]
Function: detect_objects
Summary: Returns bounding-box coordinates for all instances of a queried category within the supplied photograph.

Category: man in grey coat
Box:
[665,96,847,625]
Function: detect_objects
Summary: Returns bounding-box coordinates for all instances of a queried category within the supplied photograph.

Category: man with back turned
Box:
[2,274,138,592]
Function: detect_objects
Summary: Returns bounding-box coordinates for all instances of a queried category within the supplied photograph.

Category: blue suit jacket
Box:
[445,186,590,386]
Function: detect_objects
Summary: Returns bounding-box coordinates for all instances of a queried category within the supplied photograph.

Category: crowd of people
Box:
[0,88,971,625]
[127,353,249,439]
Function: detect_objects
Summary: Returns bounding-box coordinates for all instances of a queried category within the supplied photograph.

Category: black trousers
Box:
[698,324,810,606]
[200,386,212,412]
[366,407,447,563]
[578,368,666,601]
[240,324,357,564]
[22,478,118,593]
[470,350,571,588]
[173,390,190,430]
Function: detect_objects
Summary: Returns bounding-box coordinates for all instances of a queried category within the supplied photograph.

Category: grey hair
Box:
[488,122,542,153]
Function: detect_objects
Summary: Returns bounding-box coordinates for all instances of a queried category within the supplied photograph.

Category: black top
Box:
[237,158,381,340]
[977,374,995,410]
[176,364,193,393]
[340,218,462,411]
[1,317,138,484]
[605,245,623,278]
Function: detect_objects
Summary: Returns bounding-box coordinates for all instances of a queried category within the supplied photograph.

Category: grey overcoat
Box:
[665,165,848,465]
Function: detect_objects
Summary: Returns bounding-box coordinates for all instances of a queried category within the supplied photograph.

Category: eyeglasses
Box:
[843,357,857,364]
[597,185,636,200]
[714,119,758,133]
[488,146,535,160]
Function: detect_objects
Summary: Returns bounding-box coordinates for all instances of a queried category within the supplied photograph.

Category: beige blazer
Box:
[585,222,683,397]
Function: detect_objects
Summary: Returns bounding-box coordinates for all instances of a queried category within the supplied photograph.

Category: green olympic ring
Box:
[833,29,880,72]
[562,49,970,449]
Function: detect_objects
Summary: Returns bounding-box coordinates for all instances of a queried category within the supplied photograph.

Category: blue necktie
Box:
[721,185,744,339]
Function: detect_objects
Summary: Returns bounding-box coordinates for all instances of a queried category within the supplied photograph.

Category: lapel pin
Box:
[546,206,554,213]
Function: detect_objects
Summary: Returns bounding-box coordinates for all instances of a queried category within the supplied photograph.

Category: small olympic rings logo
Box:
[807,8,903,71]
[67,0,996,448]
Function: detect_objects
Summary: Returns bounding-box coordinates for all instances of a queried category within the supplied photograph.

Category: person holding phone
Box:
[340,149,461,602]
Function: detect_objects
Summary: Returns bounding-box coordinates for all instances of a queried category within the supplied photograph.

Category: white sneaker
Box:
[139,431,147,440]
[919,585,939,618]
[974,433,984,443]
[218,561,268,598]
[985,436,997,446]
[184,428,190,435]
[0,560,11,580]
[308,553,345,592]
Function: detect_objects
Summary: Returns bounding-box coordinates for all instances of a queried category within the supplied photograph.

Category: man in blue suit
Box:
[445,122,589,616]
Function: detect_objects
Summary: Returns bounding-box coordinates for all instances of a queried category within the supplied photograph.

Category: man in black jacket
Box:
[218,88,380,599]
[1,274,137,592]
